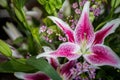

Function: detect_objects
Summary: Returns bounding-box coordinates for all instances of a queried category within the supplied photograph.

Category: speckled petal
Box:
[75,1,95,47]
[94,19,120,44]
[60,60,76,80]
[37,42,80,60]
[52,42,81,60]
[47,58,59,70]
[84,44,120,68]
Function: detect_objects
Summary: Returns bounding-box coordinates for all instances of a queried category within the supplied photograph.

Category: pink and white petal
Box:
[83,44,120,68]
[94,18,120,44]
[14,72,51,80]
[48,16,74,42]
[47,58,59,70]
[60,60,76,80]
[36,51,56,59]
[52,42,81,60]
[37,42,81,60]
[43,46,53,52]
[74,1,95,46]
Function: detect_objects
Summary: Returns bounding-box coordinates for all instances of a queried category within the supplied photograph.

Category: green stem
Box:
[95,20,108,31]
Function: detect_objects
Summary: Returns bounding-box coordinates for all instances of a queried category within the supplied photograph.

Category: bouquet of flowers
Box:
[0,0,120,80]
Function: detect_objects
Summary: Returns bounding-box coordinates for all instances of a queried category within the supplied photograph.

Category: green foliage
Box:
[12,0,30,31]
[96,66,120,80]
[12,0,27,9]
[0,59,35,73]
[0,0,7,7]
[37,0,47,5]
[45,2,56,14]
[27,36,41,55]
[27,57,62,80]
[0,40,12,57]
[37,0,62,14]
[14,8,25,22]
[111,0,120,8]
[31,27,40,45]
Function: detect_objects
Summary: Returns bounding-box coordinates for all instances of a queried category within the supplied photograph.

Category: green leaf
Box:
[45,3,56,14]
[37,0,62,15]
[37,0,48,5]
[0,0,7,7]
[14,8,24,22]
[13,37,24,45]
[0,59,35,73]
[111,0,120,8]
[13,0,30,31]
[31,27,40,44]
[49,0,62,9]
[0,40,12,57]
[54,0,62,9]
[12,0,27,9]
[27,57,62,80]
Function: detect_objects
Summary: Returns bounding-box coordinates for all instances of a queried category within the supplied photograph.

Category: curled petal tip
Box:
[14,72,25,79]
[104,18,120,30]
[94,18,120,44]
[48,16,70,29]
[80,1,90,22]
[82,1,90,16]
[43,46,53,52]
[36,51,55,59]
[48,16,74,42]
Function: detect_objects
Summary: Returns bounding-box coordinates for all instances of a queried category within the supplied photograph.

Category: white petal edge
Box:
[43,46,53,52]
[96,18,120,36]
[14,72,25,79]
[48,16,71,30]
[75,1,90,28]
[36,51,56,59]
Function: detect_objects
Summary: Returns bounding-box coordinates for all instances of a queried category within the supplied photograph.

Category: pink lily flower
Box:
[37,1,120,68]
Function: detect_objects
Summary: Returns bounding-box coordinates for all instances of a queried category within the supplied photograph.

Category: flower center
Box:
[80,40,88,54]
[78,33,91,54]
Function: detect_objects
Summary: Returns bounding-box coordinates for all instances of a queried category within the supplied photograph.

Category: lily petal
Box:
[47,58,59,70]
[52,42,80,60]
[37,42,80,60]
[43,46,53,52]
[60,60,76,80]
[94,18,120,44]
[83,44,120,68]
[14,72,51,80]
[48,16,74,42]
[75,1,95,46]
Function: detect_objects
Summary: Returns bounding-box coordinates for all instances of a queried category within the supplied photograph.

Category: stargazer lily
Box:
[37,1,120,68]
